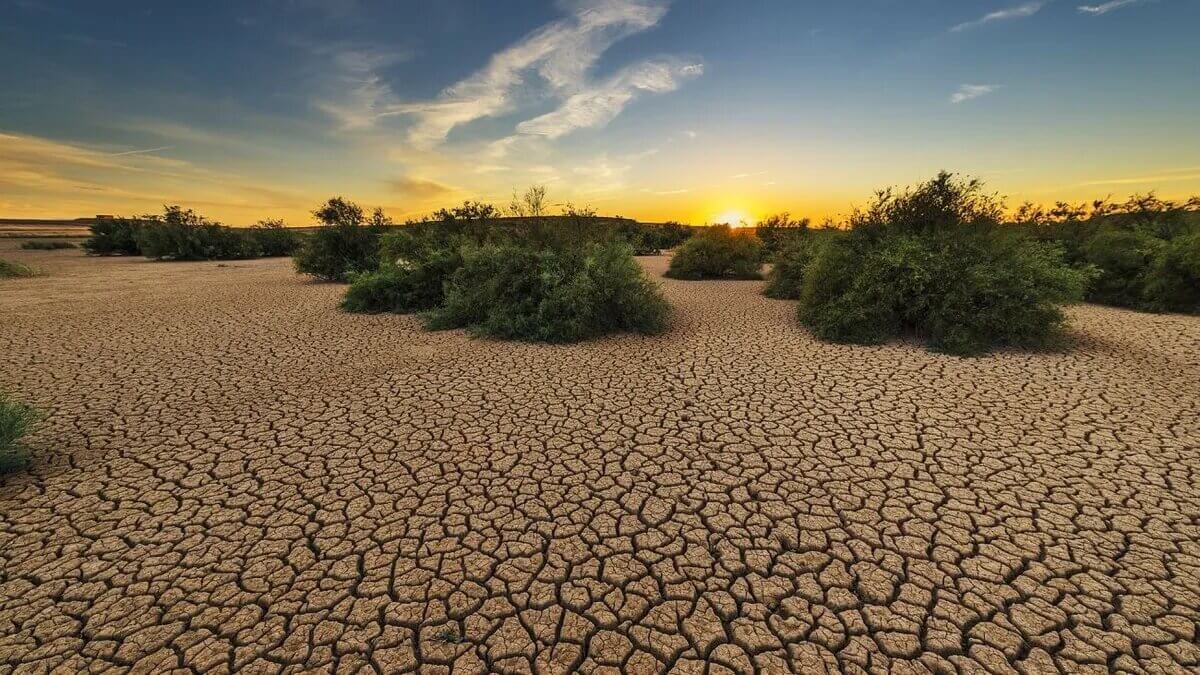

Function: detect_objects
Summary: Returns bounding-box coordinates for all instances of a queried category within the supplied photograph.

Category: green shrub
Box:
[764,232,831,300]
[1080,228,1162,308]
[293,198,387,282]
[0,259,38,278]
[665,225,763,280]
[798,173,1091,355]
[427,240,669,342]
[135,206,252,261]
[1142,231,1200,313]
[342,247,463,315]
[20,240,75,250]
[83,217,142,255]
[0,393,39,473]
[755,213,810,260]
[246,220,302,257]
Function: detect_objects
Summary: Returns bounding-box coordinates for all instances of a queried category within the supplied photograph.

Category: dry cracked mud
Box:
[1,241,1199,674]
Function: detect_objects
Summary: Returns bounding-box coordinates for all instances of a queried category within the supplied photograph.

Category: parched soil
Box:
[1,241,1198,673]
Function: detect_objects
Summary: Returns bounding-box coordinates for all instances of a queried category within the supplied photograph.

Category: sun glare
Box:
[713,209,753,227]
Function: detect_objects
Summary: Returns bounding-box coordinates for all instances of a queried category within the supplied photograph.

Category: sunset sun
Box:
[713,209,753,226]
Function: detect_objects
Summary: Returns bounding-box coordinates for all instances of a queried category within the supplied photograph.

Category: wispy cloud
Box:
[388,176,454,199]
[951,84,1000,103]
[107,146,173,157]
[312,46,409,130]
[510,59,702,142]
[1081,168,1200,186]
[951,2,1045,32]
[391,0,677,148]
[730,171,767,179]
[1078,0,1150,15]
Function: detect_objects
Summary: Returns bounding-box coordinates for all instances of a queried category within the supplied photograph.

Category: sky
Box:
[2,0,1198,225]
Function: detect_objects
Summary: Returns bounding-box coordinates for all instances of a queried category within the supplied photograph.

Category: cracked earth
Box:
[1,241,1199,674]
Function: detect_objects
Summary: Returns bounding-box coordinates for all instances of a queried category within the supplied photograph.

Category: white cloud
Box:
[682,129,697,139]
[951,2,1045,32]
[1078,0,1150,15]
[951,84,1000,103]
[384,0,676,148]
[512,58,703,141]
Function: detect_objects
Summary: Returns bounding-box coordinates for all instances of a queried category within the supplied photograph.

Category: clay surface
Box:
[2,242,1198,673]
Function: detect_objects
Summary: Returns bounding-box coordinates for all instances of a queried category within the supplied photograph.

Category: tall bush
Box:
[293,198,388,281]
[798,173,1092,355]
[665,225,763,280]
[763,232,830,300]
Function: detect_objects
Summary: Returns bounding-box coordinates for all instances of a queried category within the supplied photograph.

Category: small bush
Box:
[343,247,463,315]
[0,393,40,473]
[20,240,75,250]
[427,240,669,342]
[0,259,38,278]
[665,225,763,280]
[798,173,1092,355]
[84,217,143,255]
[294,198,387,282]
[246,220,302,257]
[764,233,831,300]
[1142,231,1200,313]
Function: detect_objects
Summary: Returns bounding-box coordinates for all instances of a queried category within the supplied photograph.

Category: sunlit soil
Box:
[1,238,1198,672]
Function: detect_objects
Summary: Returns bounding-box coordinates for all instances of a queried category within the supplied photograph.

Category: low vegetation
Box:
[84,209,302,261]
[20,240,76,250]
[427,240,669,342]
[0,259,38,279]
[793,173,1092,355]
[0,393,39,473]
[1016,195,1200,314]
[294,198,389,281]
[754,213,811,260]
[664,225,763,280]
[340,189,671,342]
[83,217,143,255]
[763,231,832,300]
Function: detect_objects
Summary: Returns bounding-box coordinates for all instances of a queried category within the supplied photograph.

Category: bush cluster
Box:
[763,231,830,300]
[0,393,39,473]
[84,209,302,261]
[426,240,669,342]
[754,213,811,260]
[339,197,671,342]
[0,259,38,279]
[789,173,1092,355]
[83,217,143,255]
[294,198,389,281]
[665,225,763,280]
[20,240,76,250]
[1017,195,1200,314]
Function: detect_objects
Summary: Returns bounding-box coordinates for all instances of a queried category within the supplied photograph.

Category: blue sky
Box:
[2,0,1198,224]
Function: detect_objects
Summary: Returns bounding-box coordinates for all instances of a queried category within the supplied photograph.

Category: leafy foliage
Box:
[763,231,832,300]
[83,217,143,255]
[136,206,252,261]
[20,240,75,250]
[1015,194,1199,313]
[246,220,302,257]
[797,172,1091,355]
[664,225,763,280]
[293,197,388,282]
[0,259,38,278]
[426,240,669,342]
[1142,231,1200,313]
[754,213,810,260]
[0,392,40,474]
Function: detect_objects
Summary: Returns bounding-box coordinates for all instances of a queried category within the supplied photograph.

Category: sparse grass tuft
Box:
[0,259,39,278]
[20,240,76,250]
[0,393,40,474]
[664,225,763,280]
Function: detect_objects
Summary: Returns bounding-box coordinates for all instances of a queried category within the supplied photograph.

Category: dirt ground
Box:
[1,240,1198,674]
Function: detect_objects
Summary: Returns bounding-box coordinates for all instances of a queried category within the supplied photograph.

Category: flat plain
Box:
[1,240,1198,673]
